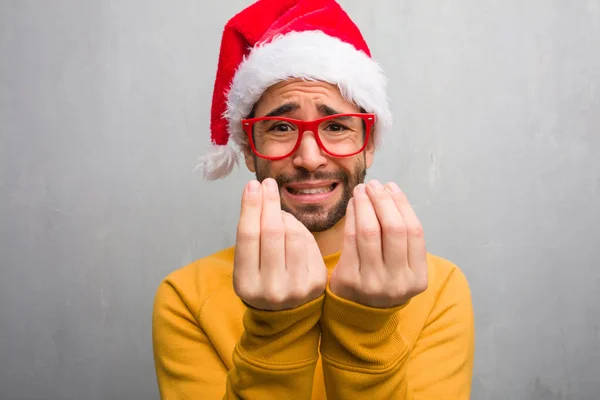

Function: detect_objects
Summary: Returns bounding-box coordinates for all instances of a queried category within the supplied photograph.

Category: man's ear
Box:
[243,146,256,173]
[365,126,376,169]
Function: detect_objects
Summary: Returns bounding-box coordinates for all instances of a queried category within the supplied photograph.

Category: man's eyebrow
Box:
[265,103,300,117]
[317,104,348,118]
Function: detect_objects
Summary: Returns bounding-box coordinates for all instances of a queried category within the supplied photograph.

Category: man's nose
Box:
[291,130,328,171]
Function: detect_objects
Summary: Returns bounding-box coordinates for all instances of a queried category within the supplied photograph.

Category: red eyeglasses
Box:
[241,113,376,160]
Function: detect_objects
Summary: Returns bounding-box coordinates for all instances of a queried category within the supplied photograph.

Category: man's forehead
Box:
[268,78,338,91]
[254,80,359,116]
[260,79,348,103]
[262,102,343,118]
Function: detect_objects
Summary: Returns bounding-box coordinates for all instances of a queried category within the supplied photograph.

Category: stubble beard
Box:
[255,156,367,233]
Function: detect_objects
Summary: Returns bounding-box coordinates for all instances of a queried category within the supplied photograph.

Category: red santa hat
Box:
[197,0,392,180]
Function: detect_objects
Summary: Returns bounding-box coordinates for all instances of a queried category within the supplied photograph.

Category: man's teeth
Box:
[288,185,334,195]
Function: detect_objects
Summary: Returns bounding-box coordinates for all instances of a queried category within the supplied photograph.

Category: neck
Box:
[313,216,346,257]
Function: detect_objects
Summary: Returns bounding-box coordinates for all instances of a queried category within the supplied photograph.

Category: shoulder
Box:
[426,253,471,298]
[422,253,474,325]
[153,246,235,321]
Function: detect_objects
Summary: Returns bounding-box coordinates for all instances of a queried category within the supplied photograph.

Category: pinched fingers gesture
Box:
[330,180,428,308]
[233,178,328,311]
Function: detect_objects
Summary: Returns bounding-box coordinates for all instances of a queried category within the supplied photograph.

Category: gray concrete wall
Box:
[1,0,598,399]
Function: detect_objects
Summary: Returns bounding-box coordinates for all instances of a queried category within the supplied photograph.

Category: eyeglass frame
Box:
[241,113,376,161]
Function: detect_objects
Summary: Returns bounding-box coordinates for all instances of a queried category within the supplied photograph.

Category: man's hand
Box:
[233,178,328,311]
[329,180,428,308]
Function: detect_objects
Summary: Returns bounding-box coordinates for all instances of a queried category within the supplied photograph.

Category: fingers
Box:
[339,197,360,271]
[281,211,308,291]
[235,179,328,310]
[365,180,408,268]
[353,183,383,270]
[330,179,428,308]
[234,180,262,284]
[260,178,285,278]
[329,197,360,300]
[281,211,307,270]
[385,182,428,282]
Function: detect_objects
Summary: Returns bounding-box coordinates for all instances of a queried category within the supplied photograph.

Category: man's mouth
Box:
[284,183,338,195]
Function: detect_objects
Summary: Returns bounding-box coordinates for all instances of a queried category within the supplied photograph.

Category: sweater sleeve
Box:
[152,279,323,400]
[319,267,475,399]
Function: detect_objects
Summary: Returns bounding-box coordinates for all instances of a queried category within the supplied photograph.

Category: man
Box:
[152,0,475,399]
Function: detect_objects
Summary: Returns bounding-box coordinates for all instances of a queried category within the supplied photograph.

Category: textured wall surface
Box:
[1,1,599,399]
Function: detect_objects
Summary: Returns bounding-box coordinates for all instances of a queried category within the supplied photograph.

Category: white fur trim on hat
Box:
[193,143,239,180]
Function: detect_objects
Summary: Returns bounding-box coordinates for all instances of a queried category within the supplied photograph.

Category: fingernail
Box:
[248,180,260,193]
[386,182,402,193]
[264,178,278,192]
[368,180,383,189]
[355,184,366,195]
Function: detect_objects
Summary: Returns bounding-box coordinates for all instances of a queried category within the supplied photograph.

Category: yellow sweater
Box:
[152,247,475,399]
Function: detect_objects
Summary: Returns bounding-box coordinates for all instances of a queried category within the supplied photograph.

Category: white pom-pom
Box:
[193,144,240,180]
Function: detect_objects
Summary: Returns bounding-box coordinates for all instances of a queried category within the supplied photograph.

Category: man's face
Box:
[243,79,375,232]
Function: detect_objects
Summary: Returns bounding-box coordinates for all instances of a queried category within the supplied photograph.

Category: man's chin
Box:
[298,215,334,233]
[281,204,345,233]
